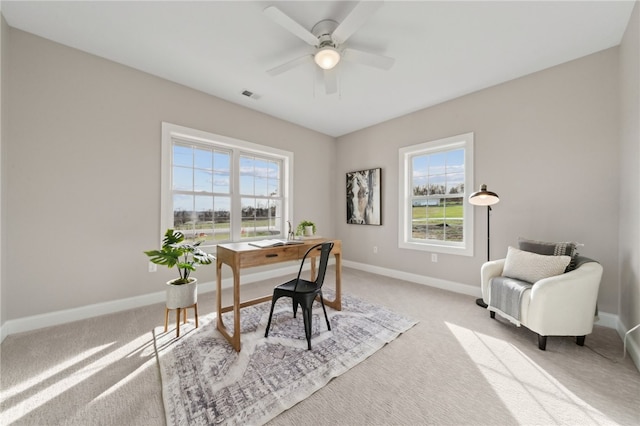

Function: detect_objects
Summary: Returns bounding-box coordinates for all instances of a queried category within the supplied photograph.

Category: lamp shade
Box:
[314,46,341,70]
[468,184,500,206]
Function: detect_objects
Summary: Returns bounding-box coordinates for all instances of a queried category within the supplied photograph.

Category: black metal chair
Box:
[264,242,334,350]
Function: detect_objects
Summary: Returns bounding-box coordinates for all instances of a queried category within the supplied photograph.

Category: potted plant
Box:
[296,220,316,237]
[144,229,214,308]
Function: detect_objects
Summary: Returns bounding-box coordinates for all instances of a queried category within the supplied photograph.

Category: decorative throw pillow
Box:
[502,246,571,283]
[518,237,579,271]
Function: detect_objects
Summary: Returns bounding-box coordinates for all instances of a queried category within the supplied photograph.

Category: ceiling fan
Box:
[263,1,395,94]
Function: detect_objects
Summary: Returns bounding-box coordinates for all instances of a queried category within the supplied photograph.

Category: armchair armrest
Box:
[480,258,506,305]
[526,261,603,336]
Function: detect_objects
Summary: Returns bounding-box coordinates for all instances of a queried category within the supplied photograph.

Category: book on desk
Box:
[248,239,305,248]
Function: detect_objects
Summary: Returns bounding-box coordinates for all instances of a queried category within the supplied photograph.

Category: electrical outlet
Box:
[148,262,157,272]
[431,253,438,262]
[373,246,378,254]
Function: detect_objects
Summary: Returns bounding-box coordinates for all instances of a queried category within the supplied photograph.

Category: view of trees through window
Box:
[239,154,283,239]
[172,142,231,243]
[171,141,284,243]
[410,148,465,242]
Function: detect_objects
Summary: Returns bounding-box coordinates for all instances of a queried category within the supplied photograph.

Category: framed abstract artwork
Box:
[346,168,381,225]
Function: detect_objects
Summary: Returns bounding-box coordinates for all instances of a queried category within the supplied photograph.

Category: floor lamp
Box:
[469,184,500,308]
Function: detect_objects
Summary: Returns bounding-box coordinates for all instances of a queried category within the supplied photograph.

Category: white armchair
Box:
[481,255,603,350]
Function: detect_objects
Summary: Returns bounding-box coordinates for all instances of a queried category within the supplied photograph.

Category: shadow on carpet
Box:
[153,291,417,425]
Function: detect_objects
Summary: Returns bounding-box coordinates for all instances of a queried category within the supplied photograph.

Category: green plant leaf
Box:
[162,229,184,248]
[145,229,214,283]
[177,262,196,272]
[192,249,213,265]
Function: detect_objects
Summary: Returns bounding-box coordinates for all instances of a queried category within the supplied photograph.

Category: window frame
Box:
[398,132,474,256]
[161,122,294,247]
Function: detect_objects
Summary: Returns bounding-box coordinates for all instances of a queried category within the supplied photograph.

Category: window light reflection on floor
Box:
[1,334,152,424]
[445,322,614,425]
[1,343,113,400]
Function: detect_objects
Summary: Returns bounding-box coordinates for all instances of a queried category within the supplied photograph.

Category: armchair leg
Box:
[490,311,496,319]
[576,335,586,346]
[538,334,547,351]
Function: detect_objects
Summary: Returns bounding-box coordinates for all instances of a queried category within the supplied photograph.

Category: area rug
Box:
[153,291,417,426]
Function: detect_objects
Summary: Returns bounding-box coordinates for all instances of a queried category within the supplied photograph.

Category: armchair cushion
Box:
[502,246,571,284]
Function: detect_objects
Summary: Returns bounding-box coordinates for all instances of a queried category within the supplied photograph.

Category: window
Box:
[161,123,293,246]
[398,133,474,256]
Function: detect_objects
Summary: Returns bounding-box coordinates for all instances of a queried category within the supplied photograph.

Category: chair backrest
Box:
[294,242,334,291]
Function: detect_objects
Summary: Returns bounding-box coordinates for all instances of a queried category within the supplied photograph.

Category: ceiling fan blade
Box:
[332,1,383,45]
[315,67,337,95]
[263,6,318,46]
[267,54,312,76]
[324,68,338,94]
[342,48,395,70]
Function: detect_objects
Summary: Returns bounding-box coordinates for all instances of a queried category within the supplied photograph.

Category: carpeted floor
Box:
[1,266,639,425]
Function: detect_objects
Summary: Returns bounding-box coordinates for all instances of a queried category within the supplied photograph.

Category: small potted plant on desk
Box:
[297,220,316,237]
[144,229,214,336]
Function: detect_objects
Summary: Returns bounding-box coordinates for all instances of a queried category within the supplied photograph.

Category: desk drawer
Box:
[240,246,300,268]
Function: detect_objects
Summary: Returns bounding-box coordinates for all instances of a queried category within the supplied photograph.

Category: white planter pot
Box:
[304,226,314,236]
[166,278,198,309]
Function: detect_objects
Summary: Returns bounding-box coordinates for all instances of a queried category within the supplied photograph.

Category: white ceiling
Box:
[1,1,636,137]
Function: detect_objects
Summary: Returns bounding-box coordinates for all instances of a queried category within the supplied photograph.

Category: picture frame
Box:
[346,168,381,225]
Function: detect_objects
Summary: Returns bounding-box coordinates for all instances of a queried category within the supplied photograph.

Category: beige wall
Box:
[3,28,335,320]
[1,12,635,333]
[336,48,621,314]
[619,3,640,346]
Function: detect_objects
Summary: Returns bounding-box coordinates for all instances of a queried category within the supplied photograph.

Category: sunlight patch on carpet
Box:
[2,335,152,424]
[445,322,616,425]
[154,292,417,425]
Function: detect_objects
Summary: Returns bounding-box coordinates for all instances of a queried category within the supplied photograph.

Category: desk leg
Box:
[232,263,241,351]
[216,259,242,352]
[323,252,342,311]
[216,259,224,335]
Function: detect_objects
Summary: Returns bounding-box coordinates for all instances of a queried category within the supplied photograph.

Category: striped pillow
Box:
[518,237,579,271]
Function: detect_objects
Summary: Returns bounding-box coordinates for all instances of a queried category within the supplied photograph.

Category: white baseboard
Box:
[0,258,628,361]
[594,311,618,329]
[0,262,305,343]
[616,321,640,372]
[343,259,482,298]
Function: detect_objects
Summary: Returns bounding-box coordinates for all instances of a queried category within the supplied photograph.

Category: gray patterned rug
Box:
[153,291,417,425]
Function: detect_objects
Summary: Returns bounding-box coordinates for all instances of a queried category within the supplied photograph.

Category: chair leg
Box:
[302,306,312,350]
[576,335,586,346]
[320,295,331,331]
[538,334,547,350]
[265,296,278,338]
[490,311,496,319]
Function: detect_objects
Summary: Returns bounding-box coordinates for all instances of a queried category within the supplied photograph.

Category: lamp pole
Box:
[486,205,492,262]
[468,184,500,308]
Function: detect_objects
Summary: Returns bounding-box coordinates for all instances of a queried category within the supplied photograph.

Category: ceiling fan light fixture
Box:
[314,46,341,70]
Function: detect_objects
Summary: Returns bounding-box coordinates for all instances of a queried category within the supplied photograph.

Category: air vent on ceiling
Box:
[241,89,260,100]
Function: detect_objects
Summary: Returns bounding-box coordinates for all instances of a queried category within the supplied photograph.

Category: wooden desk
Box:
[215,238,342,351]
